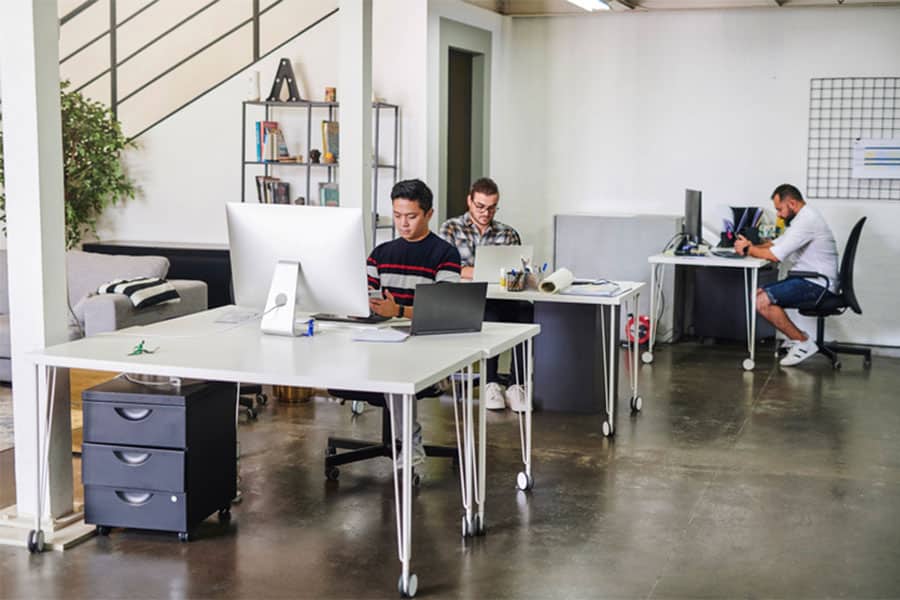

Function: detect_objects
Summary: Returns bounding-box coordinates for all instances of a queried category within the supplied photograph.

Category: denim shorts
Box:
[762,277,834,309]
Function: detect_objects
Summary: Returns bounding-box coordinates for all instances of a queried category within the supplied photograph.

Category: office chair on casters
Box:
[792,216,872,370]
[325,386,458,486]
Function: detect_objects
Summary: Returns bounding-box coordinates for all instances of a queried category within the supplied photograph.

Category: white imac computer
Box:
[226,203,370,336]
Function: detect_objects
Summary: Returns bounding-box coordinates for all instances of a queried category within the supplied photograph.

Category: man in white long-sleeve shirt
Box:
[734,184,839,366]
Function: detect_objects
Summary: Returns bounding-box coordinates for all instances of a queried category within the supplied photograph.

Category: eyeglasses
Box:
[472,201,499,213]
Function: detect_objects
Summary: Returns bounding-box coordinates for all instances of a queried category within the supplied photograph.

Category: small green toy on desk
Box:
[128,340,158,356]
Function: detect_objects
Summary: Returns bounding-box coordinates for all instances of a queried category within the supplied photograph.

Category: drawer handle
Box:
[114,407,152,421]
[115,491,153,506]
[113,450,151,466]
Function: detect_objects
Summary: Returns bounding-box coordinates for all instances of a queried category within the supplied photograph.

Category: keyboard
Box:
[314,312,390,325]
[710,248,745,259]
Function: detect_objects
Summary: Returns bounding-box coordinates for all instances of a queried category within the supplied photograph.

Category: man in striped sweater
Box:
[367,178,461,465]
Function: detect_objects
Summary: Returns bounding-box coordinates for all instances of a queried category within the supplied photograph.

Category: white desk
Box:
[645,253,769,371]
[23,307,538,597]
[486,282,646,437]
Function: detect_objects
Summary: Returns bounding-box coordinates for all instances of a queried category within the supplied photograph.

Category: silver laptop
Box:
[393,282,487,336]
[472,245,534,283]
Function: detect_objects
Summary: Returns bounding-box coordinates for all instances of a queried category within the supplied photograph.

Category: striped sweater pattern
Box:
[367,232,462,305]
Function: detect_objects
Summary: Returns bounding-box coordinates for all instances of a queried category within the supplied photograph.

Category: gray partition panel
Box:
[554,214,683,342]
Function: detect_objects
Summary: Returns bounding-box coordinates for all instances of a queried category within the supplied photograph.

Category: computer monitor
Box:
[684,189,703,245]
[226,203,369,334]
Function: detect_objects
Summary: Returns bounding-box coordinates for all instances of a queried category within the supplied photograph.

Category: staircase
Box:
[58,0,338,139]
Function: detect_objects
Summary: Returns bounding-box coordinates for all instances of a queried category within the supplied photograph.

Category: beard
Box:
[783,206,798,225]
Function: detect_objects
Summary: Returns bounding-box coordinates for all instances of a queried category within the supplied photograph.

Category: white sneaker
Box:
[504,384,528,413]
[483,382,506,410]
[780,337,819,366]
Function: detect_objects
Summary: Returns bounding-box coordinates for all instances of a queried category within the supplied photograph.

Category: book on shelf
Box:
[255,175,280,203]
[318,182,339,207]
[321,120,339,159]
[272,181,291,204]
[260,120,280,162]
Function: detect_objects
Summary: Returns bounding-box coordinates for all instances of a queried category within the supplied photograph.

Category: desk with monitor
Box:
[24,306,539,597]
[644,253,769,370]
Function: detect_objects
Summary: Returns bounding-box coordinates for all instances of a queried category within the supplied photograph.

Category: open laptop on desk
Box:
[472,245,533,282]
[392,282,487,335]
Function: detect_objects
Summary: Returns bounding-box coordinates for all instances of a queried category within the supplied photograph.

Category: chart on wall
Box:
[807,77,900,200]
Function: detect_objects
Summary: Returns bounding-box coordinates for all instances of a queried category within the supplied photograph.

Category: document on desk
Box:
[559,282,622,297]
[352,328,409,343]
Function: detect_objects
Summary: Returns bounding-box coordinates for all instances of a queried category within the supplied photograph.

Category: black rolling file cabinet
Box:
[82,378,237,542]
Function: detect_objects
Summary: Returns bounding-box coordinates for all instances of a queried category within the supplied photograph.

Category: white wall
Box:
[493,6,900,346]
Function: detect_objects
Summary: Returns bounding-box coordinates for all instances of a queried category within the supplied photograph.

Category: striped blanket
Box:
[97,278,181,309]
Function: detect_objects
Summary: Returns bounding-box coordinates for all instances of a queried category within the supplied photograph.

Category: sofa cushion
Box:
[66,250,170,306]
[0,314,10,358]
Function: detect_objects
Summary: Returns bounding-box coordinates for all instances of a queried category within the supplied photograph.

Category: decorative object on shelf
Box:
[246,70,260,101]
[324,87,336,102]
[324,151,336,164]
[321,120,339,160]
[0,80,136,249]
[266,58,303,102]
[319,182,339,207]
[293,196,306,205]
[309,149,321,164]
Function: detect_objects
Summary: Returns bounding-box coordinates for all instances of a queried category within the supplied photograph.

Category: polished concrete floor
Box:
[2,342,899,599]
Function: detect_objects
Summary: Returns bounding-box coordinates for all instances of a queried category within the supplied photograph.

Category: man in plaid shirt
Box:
[439,178,532,412]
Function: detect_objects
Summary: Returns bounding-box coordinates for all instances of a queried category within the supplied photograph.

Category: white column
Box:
[0,0,73,519]
[339,0,374,251]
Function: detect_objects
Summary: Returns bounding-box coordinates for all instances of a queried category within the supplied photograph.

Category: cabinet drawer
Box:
[84,486,187,533]
[82,443,185,492]
[83,400,185,448]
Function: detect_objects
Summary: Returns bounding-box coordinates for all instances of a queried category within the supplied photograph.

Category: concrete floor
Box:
[1,342,899,599]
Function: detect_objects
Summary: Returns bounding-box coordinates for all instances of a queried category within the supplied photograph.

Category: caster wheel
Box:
[326,446,337,456]
[27,529,45,553]
[217,508,231,523]
[325,466,340,481]
[864,358,872,369]
[256,392,268,406]
[641,351,654,364]
[398,573,418,597]
[412,472,421,487]
[601,420,613,437]
[833,360,842,370]
[350,400,365,416]
[461,515,470,538]
[742,358,755,371]
[178,531,190,543]
[516,471,533,492]
[474,514,485,536]
[629,396,643,412]
[96,525,111,536]
[246,407,257,420]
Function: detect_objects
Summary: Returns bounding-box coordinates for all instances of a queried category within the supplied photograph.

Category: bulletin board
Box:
[806,77,900,201]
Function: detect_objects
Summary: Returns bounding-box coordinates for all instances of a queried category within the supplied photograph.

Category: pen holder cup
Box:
[505,269,527,292]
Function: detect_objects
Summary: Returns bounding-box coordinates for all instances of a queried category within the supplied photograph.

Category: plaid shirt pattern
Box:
[439,212,522,268]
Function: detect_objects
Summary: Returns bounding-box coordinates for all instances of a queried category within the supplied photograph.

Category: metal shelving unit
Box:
[241,99,399,242]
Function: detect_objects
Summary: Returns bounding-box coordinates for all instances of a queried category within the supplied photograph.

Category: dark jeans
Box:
[484,299,534,386]
[762,277,836,309]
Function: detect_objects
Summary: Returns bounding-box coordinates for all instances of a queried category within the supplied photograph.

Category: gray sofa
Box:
[0,249,208,382]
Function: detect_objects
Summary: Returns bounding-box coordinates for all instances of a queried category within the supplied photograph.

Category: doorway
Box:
[447,48,475,219]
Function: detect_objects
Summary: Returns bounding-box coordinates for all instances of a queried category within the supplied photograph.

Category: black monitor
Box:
[684,189,702,244]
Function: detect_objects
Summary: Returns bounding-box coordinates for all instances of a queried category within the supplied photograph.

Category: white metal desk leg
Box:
[28,364,56,553]
[629,294,643,413]
[464,364,475,535]
[602,306,617,437]
[643,265,658,364]
[387,394,418,597]
[475,358,487,533]
[515,339,534,492]
[742,268,757,371]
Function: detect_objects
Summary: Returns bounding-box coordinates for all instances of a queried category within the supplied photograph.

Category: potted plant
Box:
[0,81,136,249]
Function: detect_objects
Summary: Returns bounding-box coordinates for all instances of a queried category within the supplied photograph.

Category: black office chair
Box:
[791,216,871,370]
[325,386,458,484]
